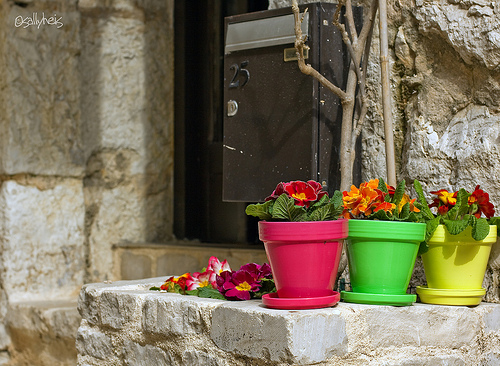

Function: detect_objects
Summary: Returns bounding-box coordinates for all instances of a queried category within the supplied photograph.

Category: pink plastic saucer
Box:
[261,292,340,310]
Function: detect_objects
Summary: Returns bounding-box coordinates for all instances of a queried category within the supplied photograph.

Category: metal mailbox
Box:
[223,3,361,202]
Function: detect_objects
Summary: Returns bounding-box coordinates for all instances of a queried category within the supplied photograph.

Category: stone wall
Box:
[0,0,174,364]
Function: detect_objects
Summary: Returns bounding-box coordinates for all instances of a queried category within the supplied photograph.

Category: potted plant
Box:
[414,181,499,306]
[339,178,427,306]
[245,180,348,309]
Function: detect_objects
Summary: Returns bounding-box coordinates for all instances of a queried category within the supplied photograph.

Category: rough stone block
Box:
[482,352,500,366]
[142,293,220,336]
[7,300,81,366]
[0,180,85,302]
[364,303,481,348]
[99,291,144,330]
[2,2,84,176]
[76,323,114,360]
[182,349,226,366]
[484,303,500,332]
[0,352,9,366]
[381,354,466,366]
[211,301,347,365]
[122,340,174,365]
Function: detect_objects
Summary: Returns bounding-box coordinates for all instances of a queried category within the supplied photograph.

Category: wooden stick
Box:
[378,0,397,186]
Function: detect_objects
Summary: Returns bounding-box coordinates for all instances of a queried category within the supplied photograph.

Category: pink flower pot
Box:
[258,220,348,298]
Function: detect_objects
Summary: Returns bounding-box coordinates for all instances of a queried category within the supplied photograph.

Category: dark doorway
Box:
[174,1,269,244]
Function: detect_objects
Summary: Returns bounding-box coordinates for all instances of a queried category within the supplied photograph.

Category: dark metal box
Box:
[223,3,361,202]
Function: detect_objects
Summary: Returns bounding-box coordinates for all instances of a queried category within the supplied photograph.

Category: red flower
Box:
[437,205,450,215]
[265,182,286,201]
[469,185,495,219]
[159,273,193,292]
[429,189,457,216]
[265,180,327,208]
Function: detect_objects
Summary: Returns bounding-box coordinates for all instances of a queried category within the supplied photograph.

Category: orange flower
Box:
[373,201,396,213]
[342,179,388,218]
[398,194,420,213]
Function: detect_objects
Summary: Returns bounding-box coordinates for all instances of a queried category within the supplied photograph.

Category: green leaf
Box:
[378,178,388,193]
[413,180,434,220]
[443,217,469,235]
[150,286,161,291]
[272,194,307,221]
[310,194,329,209]
[332,190,343,209]
[407,211,422,223]
[447,188,470,219]
[471,217,490,241]
[397,202,410,221]
[253,278,276,299]
[424,216,441,243]
[309,202,342,221]
[488,217,500,236]
[370,209,392,221]
[245,200,273,220]
[196,287,226,300]
[418,242,429,256]
[391,180,406,207]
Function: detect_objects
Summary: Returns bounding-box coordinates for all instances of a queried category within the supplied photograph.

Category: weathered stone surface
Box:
[181,349,226,366]
[122,340,173,365]
[0,179,85,302]
[120,251,152,280]
[413,0,500,70]
[211,301,347,364]
[7,300,81,366]
[364,304,481,347]
[142,293,219,336]
[99,291,145,330]
[1,2,84,176]
[80,0,175,282]
[77,278,500,366]
[76,323,113,361]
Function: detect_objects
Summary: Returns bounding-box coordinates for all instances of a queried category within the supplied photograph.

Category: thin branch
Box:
[352,2,377,138]
[345,0,358,45]
[292,2,350,102]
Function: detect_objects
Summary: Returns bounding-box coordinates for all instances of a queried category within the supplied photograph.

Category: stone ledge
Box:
[77,278,500,365]
[7,299,81,366]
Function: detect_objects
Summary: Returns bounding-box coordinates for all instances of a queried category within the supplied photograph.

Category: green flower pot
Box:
[341,220,426,306]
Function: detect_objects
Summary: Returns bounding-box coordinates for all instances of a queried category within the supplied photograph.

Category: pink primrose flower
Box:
[216,270,261,301]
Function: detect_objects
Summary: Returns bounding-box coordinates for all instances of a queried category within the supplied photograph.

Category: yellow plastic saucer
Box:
[416,286,485,306]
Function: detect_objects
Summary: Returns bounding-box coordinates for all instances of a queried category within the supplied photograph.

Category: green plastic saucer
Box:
[341,291,416,306]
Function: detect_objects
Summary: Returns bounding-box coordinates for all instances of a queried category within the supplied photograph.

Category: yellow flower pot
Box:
[417,225,497,306]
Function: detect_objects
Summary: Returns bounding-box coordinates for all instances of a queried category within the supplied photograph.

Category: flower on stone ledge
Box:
[216,270,261,301]
[160,273,194,292]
